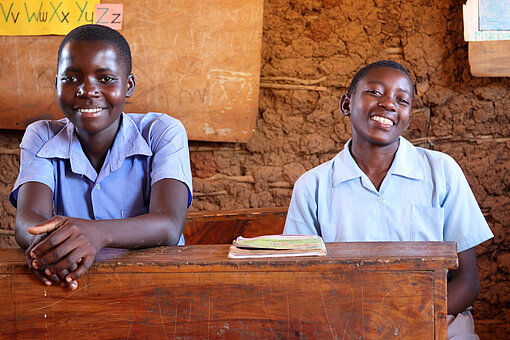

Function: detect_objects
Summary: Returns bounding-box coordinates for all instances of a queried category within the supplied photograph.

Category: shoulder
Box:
[294,156,336,193]
[21,119,70,149]
[124,113,188,155]
[126,112,184,129]
[125,113,186,139]
[413,145,464,175]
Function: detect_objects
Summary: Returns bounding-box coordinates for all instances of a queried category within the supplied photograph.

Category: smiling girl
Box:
[10,25,192,291]
[284,60,493,339]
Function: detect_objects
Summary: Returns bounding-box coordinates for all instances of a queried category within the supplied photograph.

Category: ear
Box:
[340,94,351,116]
[126,74,136,98]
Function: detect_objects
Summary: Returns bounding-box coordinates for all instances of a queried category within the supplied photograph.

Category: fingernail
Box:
[32,261,39,269]
[44,280,52,286]
[70,281,77,290]
[66,276,72,283]
[45,268,52,276]
[30,252,36,258]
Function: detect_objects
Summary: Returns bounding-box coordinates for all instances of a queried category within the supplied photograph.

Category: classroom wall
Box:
[0,0,508,338]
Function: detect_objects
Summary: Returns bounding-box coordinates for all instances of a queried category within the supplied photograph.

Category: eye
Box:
[98,76,117,84]
[397,97,409,105]
[61,75,78,83]
[367,89,382,96]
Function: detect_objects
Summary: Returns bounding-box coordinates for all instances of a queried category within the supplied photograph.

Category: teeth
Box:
[78,108,102,113]
[371,116,393,126]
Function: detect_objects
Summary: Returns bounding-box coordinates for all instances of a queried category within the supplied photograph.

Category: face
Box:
[340,67,413,148]
[55,41,135,139]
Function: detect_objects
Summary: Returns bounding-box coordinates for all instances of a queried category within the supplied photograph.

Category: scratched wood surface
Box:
[184,207,287,244]
[0,0,263,142]
[469,41,510,76]
[0,242,457,339]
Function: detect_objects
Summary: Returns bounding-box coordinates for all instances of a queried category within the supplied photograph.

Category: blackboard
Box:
[0,0,264,142]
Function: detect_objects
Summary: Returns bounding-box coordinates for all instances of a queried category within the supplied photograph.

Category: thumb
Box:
[28,218,66,235]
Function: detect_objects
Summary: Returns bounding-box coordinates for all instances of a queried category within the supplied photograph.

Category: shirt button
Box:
[377,196,383,202]
[95,184,101,190]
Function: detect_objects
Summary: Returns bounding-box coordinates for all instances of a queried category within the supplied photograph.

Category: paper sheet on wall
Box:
[0,0,100,36]
[464,0,510,41]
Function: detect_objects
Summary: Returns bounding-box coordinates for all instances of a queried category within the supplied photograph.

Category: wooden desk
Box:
[0,242,457,339]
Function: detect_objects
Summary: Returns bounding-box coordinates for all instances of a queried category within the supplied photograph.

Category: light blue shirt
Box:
[10,112,192,245]
[284,137,493,252]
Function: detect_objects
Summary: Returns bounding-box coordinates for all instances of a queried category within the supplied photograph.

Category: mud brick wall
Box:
[0,0,508,338]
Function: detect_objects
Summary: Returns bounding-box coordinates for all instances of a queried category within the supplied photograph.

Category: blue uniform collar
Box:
[37,113,152,181]
[332,137,425,187]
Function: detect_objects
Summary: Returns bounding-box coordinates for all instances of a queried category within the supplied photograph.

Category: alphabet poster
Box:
[0,0,100,35]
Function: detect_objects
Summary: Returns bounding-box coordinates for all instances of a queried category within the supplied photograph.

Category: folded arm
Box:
[447,247,480,315]
[15,178,189,289]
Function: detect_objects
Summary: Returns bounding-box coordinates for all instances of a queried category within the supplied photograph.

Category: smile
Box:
[371,115,394,127]
[78,108,103,113]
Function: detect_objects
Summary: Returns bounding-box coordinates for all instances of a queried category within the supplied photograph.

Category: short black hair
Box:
[347,60,414,98]
[57,24,132,75]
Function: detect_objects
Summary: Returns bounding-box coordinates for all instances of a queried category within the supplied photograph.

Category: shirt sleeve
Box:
[9,122,55,207]
[440,156,493,252]
[283,173,322,237]
[147,115,193,208]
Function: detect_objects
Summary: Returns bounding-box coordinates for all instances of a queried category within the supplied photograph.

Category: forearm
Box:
[15,211,52,249]
[447,248,480,315]
[87,211,184,249]
[447,274,479,315]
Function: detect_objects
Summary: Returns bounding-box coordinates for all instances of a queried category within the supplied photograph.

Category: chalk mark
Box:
[320,288,335,338]
[28,277,98,312]
[361,285,365,339]
[185,302,192,334]
[127,312,136,339]
[208,296,211,340]
[156,299,169,340]
[261,289,276,339]
[285,287,290,339]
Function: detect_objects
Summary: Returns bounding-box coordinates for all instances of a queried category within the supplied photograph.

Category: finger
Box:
[67,280,78,290]
[30,224,74,263]
[28,217,67,235]
[27,235,47,260]
[43,267,62,284]
[66,255,94,282]
[45,249,82,275]
[31,267,53,286]
[33,236,76,269]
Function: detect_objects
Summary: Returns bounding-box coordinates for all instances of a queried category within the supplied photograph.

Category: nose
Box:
[76,79,100,97]
[378,95,396,111]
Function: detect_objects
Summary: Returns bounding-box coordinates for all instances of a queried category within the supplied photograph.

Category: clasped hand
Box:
[26,216,104,290]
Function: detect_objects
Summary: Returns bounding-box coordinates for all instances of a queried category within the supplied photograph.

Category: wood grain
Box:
[184,207,288,245]
[0,242,457,339]
[469,41,510,76]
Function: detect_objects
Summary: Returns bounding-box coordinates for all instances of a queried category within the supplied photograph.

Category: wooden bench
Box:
[184,207,287,244]
[0,242,457,339]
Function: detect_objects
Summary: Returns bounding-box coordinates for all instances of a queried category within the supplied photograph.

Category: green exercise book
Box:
[228,234,327,259]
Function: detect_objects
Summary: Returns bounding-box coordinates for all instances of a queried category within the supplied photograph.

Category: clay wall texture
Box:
[0,0,508,338]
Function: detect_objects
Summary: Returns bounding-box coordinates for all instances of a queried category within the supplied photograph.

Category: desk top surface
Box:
[0,242,457,274]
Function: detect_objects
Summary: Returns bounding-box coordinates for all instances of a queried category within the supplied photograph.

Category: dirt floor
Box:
[0,0,508,338]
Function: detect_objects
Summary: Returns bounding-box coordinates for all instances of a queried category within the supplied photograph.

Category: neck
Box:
[76,119,121,173]
[349,138,399,190]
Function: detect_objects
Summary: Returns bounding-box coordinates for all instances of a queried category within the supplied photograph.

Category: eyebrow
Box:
[62,67,116,74]
[366,80,411,95]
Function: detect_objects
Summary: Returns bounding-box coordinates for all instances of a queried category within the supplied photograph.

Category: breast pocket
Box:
[410,204,444,241]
